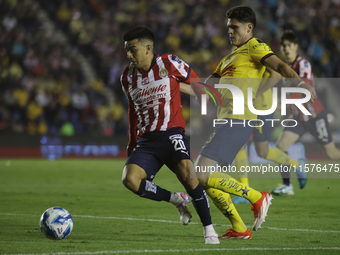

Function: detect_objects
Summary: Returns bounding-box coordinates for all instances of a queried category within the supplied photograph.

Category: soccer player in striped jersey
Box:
[193,5,316,239]
[271,30,340,196]
[120,27,219,244]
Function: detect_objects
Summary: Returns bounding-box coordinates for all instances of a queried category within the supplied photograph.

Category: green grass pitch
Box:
[1,159,340,255]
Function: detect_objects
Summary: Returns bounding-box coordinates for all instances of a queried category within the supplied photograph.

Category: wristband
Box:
[297,81,304,87]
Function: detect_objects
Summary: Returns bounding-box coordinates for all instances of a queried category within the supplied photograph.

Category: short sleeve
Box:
[120,75,128,98]
[249,39,275,65]
[167,54,191,82]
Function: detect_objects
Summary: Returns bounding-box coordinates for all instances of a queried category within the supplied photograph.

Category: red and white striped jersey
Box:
[121,53,195,147]
[287,55,324,121]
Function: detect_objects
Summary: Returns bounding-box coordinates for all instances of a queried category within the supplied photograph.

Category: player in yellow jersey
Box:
[232,68,305,204]
[192,5,316,239]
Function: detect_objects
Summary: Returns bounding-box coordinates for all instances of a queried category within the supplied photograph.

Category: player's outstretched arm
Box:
[263,55,316,101]
[204,73,220,88]
[180,82,194,96]
[126,101,138,157]
[180,69,212,104]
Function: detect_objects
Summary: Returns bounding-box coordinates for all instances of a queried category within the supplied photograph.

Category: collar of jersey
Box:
[235,36,254,50]
[290,55,299,66]
[138,54,157,73]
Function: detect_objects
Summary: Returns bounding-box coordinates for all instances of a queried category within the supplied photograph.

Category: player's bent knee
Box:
[323,142,340,160]
[326,150,340,160]
[122,175,139,193]
[122,165,145,193]
[257,150,268,159]
[276,140,287,151]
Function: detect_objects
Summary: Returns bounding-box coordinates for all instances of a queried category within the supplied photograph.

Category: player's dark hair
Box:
[123,27,154,42]
[280,30,298,44]
[226,5,256,29]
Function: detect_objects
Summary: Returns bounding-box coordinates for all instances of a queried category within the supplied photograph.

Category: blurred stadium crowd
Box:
[1,0,340,136]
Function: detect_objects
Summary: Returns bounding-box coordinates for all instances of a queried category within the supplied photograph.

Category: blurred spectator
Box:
[2,12,17,31]
[71,88,89,112]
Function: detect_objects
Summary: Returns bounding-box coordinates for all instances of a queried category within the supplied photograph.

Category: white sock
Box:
[170,192,180,206]
[204,224,215,236]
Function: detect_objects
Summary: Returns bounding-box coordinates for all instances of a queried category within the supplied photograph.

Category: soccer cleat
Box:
[174,192,192,225]
[296,158,307,189]
[204,231,220,244]
[219,228,252,239]
[271,184,294,196]
[232,196,250,204]
[251,191,273,231]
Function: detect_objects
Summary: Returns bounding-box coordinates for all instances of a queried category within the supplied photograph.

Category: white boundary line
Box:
[1,213,340,233]
[4,247,340,255]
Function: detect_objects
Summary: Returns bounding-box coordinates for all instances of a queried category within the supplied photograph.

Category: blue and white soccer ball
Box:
[39,207,73,240]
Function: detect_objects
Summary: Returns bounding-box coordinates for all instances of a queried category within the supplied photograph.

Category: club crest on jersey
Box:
[223,57,232,69]
[159,68,168,78]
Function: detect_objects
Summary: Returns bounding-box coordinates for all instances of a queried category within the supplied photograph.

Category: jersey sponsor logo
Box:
[159,68,168,78]
[132,79,170,105]
[172,55,182,64]
[136,84,167,98]
[252,43,271,51]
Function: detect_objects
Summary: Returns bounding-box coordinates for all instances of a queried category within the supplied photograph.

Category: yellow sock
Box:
[207,172,262,204]
[266,148,298,168]
[206,188,247,232]
[235,149,249,186]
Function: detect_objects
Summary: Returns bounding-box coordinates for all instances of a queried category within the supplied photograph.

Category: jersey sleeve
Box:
[249,39,275,64]
[185,68,206,104]
[166,54,206,104]
[296,59,313,86]
[127,101,138,148]
[120,73,137,149]
[167,54,192,82]
[213,58,225,77]
[120,75,128,98]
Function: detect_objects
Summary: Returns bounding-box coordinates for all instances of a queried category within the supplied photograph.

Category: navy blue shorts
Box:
[199,119,253,166]
[284,110,333,145]
[125,127,191,181]
[253,113,274,142]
